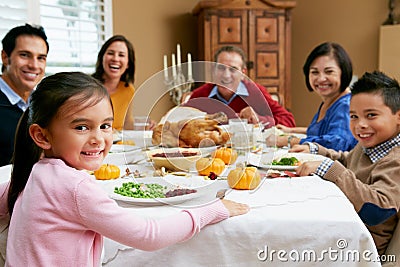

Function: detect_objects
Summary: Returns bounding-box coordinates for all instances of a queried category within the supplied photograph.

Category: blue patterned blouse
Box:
[300,93,358,151]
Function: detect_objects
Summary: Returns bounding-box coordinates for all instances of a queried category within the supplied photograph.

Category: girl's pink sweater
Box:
[0,158,228,266]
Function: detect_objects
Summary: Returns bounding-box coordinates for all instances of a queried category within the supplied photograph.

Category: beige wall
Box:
[112,0,199,122]
[112,0,395,125]
[379,24,400,80]
[290,0,388,125]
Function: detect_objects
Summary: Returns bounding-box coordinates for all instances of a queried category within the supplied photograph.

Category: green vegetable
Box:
[271,157,299,166]
[114,182,167,198]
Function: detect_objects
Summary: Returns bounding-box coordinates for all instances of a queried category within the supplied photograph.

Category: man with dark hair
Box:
[0,24,49,166]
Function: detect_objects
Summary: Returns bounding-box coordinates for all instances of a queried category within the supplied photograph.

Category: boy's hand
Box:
[221,199,250,217]
[295,161,322,176]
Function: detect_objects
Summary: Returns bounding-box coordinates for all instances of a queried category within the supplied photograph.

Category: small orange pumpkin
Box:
[94,164,121,180]
[195,157,225,176]
[227,166,261,190]
[212,147,238,165]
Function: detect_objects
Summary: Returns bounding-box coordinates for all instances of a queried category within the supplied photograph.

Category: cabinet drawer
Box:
[218,17,242,43]
[266,86,278,93]
[264,86,282,105]
[256,51,278,78]
[256,17,277,44]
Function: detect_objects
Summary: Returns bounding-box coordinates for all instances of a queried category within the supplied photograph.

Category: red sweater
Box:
[187,81,295,127]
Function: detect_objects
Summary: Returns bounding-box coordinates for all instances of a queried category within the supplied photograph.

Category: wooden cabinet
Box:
[379,25,400,81]
[192,0,296,108]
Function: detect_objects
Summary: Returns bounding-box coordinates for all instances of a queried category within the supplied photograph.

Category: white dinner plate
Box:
[258,164,299,171]
[110,191,199,206]
[109,144,141,153]
[103,144,144,165]
[248,152,327,171]
[103,178,200,206]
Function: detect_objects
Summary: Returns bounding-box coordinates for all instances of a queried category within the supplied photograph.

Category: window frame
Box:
[0,0,113,75]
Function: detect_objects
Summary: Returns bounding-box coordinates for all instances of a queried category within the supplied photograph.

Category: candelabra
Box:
[383,0,398,25]
[164,68,194,105]
[163,44,194,105]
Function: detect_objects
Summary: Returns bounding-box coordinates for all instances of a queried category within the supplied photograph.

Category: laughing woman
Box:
[92,35,136,130]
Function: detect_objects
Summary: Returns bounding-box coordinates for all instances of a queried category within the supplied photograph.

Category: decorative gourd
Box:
[212,147,238,165]
[195,157,225,176]
[227,166,261,190]
[94,164,120,180]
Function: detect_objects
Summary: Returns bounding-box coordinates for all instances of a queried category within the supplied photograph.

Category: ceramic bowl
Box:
[147,148,202,172]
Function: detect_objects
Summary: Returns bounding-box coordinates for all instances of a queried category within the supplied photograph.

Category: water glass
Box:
[133,116,150,131]
[228,119,253,150]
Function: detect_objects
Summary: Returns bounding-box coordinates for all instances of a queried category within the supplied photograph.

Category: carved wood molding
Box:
[193,0,296,15]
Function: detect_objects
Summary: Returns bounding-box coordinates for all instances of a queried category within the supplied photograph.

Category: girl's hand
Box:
[221,199,249,217]
[295,161,321,176]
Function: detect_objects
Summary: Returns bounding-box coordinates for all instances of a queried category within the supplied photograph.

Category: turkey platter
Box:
[152,107,230,148]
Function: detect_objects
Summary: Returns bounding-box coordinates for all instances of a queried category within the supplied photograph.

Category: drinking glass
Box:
[133,116,150,131]
[228,119,253,150]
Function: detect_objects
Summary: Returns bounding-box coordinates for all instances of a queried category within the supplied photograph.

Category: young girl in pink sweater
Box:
[0,72,248,266]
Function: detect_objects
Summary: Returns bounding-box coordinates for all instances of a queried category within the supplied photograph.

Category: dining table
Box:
[101,130,381,267]
[0,130,382,267]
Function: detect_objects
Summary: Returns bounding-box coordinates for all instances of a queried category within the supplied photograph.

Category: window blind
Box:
[0,1,28,37]
[0,0,112,75]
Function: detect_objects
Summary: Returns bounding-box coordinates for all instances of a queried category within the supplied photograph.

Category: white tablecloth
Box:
[0,154,382,267]
[101,175,381,267]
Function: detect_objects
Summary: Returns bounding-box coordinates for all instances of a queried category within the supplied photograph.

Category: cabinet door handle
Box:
[247,61,254,70]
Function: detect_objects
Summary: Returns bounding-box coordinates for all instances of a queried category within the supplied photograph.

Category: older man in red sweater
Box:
[187,45,295,128]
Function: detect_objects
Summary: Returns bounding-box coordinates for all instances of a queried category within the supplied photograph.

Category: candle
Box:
[163,55,168,80]
[187,53,192,80]
[177,44,181,68]
[171,53,177,78]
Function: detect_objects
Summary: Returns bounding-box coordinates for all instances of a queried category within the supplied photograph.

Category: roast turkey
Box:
[152,107,230,148]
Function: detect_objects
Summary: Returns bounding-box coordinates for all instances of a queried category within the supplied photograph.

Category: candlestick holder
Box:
[383,0,398,25]
[165,66,194,105]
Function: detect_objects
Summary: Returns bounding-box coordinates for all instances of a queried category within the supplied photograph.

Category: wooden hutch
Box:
[192,0,296,108]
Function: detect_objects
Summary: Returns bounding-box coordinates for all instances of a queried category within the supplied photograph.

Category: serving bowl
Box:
[147,148,202,172]
[103,144,144,165]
